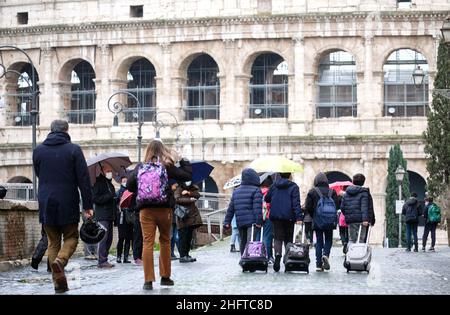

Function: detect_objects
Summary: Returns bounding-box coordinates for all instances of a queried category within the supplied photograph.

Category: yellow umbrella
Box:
[248,156,304,173]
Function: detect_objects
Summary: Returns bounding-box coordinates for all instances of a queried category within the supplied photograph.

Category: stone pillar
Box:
[0,81,6,127]
[38,44,57,127]
[372,71,384,117]
[232,74,251,122]
[290,36,306,122]
[219,39,237,123]
[157,42,182,128]
[94,44,113,126]
[3,83,19,126]
[360,35,380,118]
[303,73,316,122]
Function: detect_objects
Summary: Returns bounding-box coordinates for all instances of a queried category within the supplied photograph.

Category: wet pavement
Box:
[0,240,449,295]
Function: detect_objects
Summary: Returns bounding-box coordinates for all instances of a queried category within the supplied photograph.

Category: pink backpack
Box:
[136,161,168,205]
[339,212,348,227]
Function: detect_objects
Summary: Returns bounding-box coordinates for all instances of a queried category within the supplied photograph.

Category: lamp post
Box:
[107,91,143,162]
[153,111,179,142]
[395,165,406,248]
[412,66,425,89]
[0,45,38,200]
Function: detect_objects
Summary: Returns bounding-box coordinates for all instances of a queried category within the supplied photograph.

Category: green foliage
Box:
[423,39,450,198]
[385,144,410,247]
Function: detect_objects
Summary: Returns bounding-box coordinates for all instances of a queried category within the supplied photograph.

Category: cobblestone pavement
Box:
[0,240,449,295]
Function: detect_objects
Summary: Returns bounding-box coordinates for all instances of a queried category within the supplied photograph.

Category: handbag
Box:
[124,209,135,225]
[174,204,189,220]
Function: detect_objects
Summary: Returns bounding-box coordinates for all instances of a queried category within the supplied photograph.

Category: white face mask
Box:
[105,172,113,180]
[185,181,192,186]
[121,182,127,187]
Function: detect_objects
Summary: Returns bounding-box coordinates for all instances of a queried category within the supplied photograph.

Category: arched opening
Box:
[199,176,219,194]
[383,49,429,117]
[316,50,357,118]
[249,53,288,119]
[68,61,96,124]
[3,63,40,126]
[325,171,352,184]
[183,54,220,120]
[408,170,427,226]
[123,58,156,122]
[7,176,32,183]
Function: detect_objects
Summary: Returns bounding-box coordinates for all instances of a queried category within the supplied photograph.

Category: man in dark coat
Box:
[264,173,302,272]
[224,168,263,256]
[92,162,117,268]
[304,172,339,272]
[32,119,93,293]
[340,173,375,244]
[402,192,423,252]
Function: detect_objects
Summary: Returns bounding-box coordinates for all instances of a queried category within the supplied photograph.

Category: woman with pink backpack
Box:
[126,140,191,291]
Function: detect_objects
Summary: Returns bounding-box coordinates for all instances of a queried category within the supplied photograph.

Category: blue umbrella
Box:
[190,161,214,184]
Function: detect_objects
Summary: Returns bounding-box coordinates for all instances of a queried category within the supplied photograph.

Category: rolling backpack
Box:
[313,188,337,230]
[283,224,310,273]
[344,225,372,273]
[240,224,268,273]
[136,159,169,205]
[428,204,441,223]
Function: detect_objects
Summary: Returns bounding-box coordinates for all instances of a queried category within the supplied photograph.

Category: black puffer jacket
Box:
[341,185,373,225]
[92,174,117,221]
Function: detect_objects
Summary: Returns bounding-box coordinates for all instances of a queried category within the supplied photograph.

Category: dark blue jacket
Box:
[224,168,263,229]
[341,185,374,225]
[264,178,302,222]
[33,132,93,226]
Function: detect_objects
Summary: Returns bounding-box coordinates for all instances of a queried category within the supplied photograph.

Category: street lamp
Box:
[395,165,406,248]
[153,111,179,142]
[0,45,39,200]
[412,66,425,89]
[107,91,143,162]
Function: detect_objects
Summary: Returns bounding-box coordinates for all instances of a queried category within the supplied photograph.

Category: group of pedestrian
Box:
[32,119,204,293]
[402,193,441,252]
[224,169,377,273]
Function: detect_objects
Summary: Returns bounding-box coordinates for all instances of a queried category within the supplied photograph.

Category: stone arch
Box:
[308,43,363,75]
[57,57,96,82]
[7,176,32,183]
[200,176,219,194]
[376,44,434,73]
[325,171,352,184]
[408,170,427,201]
[114,54,161,80]
[241,49,290,77]
[177,50,224,79]
[2,62,40,126]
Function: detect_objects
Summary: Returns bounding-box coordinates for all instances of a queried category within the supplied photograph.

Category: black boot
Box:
[230,244,236,253]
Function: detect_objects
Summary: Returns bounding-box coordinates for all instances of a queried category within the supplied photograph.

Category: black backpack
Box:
[405,203,419,223]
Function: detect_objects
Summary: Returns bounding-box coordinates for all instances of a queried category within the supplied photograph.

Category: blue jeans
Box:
[170,222,180,256]
[315,229,333,266]
[230,227,240,247]
[406,222,418,250]
[263,220,273,259]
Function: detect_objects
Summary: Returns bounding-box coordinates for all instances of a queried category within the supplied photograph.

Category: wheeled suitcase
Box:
[240,224,268,273]
[344,225,372,273]
[283,224,310,273]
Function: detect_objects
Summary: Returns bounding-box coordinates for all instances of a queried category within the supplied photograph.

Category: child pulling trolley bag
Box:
[344,225,372,273]
[240,224,268,273]
[283,223,310,273]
